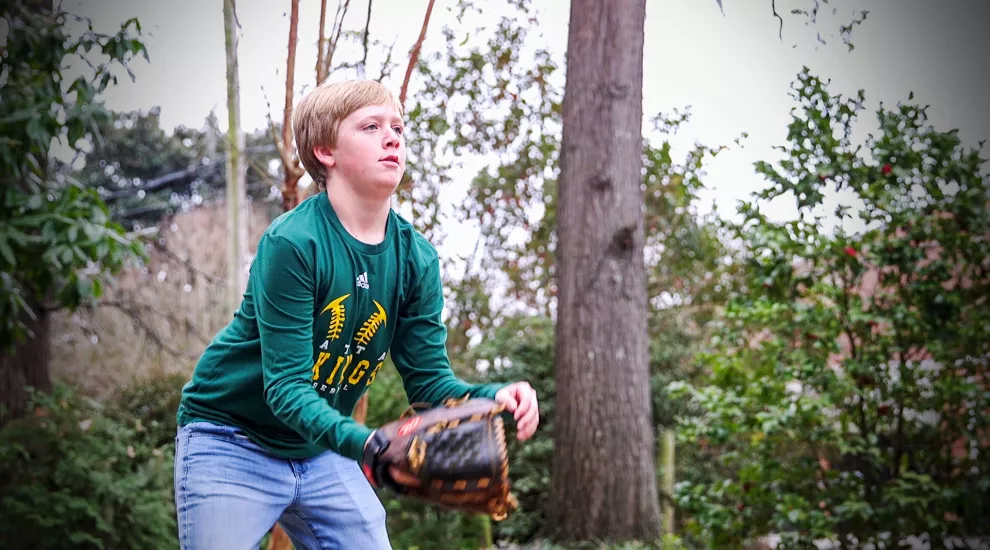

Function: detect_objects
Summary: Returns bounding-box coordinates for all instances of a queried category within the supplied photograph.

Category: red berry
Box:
[844,247,857,257]
[881,164,892,175]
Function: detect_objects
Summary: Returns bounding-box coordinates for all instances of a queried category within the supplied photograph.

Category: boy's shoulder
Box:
[389,209,439,264]
[263,192,323,243]
[259,193,439,268]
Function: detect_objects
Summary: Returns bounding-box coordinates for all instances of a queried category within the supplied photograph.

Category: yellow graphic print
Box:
[348,360,371,384]
[354,300,387,348]
[320,294,350,341]
[366,361,385,385]
[311,298,389,394]
[312,352,332,381]
[328,354,353,385]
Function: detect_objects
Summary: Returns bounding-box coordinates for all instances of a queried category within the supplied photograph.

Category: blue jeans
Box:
[173,421,391,549]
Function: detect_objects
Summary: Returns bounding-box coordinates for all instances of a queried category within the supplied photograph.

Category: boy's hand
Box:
[363,431,421,488]
[495,382,540,441]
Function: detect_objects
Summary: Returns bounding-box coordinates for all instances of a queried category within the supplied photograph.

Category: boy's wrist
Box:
[341,424,376,462]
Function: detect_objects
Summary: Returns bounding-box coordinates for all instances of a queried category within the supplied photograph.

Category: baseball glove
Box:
[361,395,519,521]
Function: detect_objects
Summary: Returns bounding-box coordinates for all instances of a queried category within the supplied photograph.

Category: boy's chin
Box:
[364,177,402,198]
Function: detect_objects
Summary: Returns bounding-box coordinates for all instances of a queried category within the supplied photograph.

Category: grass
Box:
[50,201,273,398]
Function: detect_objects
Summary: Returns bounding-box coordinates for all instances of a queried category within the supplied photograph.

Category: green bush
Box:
[477,315,557,544]
[669,69,990,549]
[104,371,186,453]
[493,534,689,549]
[0,382,178,549]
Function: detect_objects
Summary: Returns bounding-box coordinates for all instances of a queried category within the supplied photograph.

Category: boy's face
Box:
[316,102,405,199]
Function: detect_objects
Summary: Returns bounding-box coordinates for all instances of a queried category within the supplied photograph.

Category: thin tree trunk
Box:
[548,0,660,542]
[661,429,676,535]
[223,0,248,312]
[0,0,55,427]
[279,0,306,212]
[315,0,329,85]
[0,306,51,426]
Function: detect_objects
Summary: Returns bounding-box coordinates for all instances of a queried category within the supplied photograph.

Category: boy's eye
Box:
[365,124,378,131]
[392,126,403,135]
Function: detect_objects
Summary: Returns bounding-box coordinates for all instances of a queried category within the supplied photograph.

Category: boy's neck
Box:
[324,184,391,245]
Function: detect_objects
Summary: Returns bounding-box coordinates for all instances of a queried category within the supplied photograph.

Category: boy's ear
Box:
[313,146,335,168]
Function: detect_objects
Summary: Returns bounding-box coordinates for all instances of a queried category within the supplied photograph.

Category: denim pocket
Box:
[183,421,251,442]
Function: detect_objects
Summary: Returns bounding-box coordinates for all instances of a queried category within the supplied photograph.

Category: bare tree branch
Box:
[274,0,307,212]
[376,37,397,82]
[96,300,202,359]
[283,0,301,156]
[102,164,214,202]
[316,0,329,85]
[151,239,225,285]
[358,0,372,77]
[772,0,783,40]
[320,0,352,82]
[399,0,436,108]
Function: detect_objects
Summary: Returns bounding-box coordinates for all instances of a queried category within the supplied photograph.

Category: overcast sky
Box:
[61,0,990,259]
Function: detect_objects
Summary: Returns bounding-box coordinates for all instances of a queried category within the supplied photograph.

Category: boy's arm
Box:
[254,235,373,461]
[390,255,508,405]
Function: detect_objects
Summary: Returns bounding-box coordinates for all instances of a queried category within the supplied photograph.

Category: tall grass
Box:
[50,201,273,398]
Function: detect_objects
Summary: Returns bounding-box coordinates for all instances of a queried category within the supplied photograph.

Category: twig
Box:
[102,164,213,202]
[97,301,200,359]
[772,0,783,40]
[376,37,397,82]
[320,0,352,81]
[151,239,225,285]
[359,0,372,77]
[399,0,436,108]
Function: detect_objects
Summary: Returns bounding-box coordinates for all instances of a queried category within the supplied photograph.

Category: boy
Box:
[174,80,539,549]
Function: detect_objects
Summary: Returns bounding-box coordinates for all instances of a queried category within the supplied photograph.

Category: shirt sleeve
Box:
[254,234,373,461]
[390,254,508,405]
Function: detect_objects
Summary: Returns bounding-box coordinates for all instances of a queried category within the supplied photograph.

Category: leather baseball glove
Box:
[361,395,519,521]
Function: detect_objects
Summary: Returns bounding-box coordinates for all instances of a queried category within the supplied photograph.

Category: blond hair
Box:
[292,80,404,189]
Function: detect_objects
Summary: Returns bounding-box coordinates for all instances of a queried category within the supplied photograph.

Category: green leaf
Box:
[0,236,15,266]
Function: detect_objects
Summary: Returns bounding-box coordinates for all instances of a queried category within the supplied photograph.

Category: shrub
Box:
[0,383,177,549]
[104,370,186,452]
[669,69,990,549]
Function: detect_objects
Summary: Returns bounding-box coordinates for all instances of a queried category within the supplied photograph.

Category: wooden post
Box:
[481,514,493,549]
[353,393,369,423]
[223,0,248,313]
[661,429,676,535]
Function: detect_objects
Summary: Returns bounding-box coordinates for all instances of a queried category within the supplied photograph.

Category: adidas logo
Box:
[356,272,370,290]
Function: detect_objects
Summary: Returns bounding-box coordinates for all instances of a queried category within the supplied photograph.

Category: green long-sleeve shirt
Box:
[176,191,506,462]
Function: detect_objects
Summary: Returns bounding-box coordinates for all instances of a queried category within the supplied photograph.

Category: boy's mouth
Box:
[380,155,399,165]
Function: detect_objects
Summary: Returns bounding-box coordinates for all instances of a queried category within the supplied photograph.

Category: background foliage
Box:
[0,380,179,549]
[2,1,987,549]
[0,1,149,354]
[669,69,990,549]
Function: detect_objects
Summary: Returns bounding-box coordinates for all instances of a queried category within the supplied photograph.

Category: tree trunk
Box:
[0,307,51,426]
[1,0,55,428]
[223,0,248,313]
[548,0,660,543]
